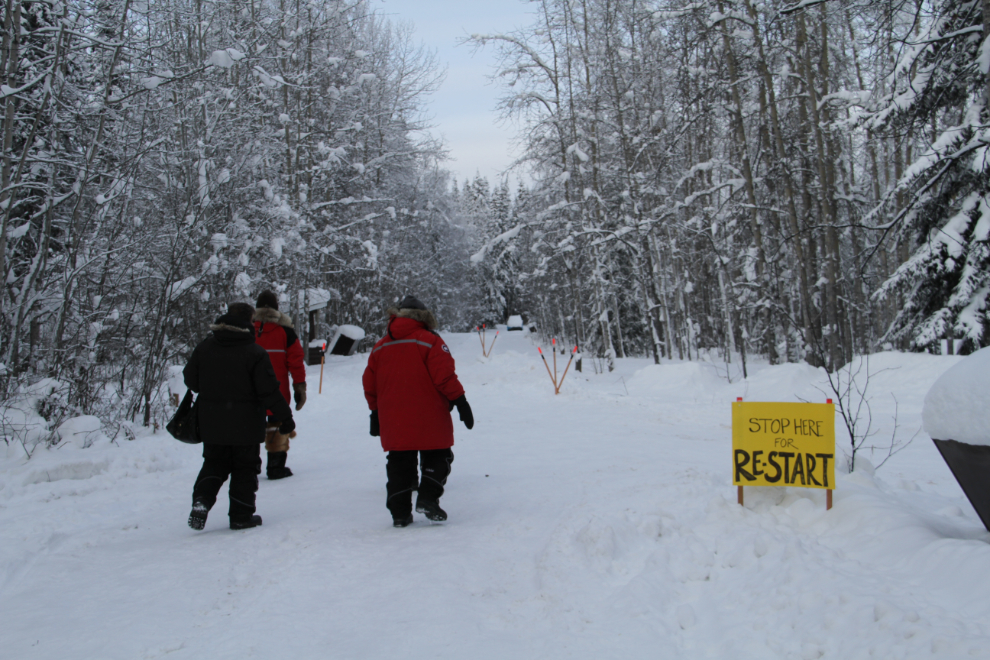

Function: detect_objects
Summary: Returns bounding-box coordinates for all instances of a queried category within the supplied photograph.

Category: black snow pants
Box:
[192,443,262,521]
[386,448,454,518]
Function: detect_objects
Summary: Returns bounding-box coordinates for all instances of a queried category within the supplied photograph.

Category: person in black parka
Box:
[184,302,295,530]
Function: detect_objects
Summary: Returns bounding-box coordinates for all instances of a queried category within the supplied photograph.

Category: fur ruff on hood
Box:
[387,307,438,330]
[253,307,294,328]
[210,322,252,334]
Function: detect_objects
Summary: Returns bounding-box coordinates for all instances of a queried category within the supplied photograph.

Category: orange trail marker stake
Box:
[552,338,558,385]
[537,347,558,390]
[555,346,578,394]
[319,342,326,394]
[485,331,499,357]
[477,326,485,351]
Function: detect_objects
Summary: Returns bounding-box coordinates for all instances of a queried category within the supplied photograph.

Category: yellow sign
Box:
[732,401,835,489]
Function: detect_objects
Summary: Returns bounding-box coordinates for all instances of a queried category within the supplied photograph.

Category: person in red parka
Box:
[253,290,307,479]
[362,296,473,527]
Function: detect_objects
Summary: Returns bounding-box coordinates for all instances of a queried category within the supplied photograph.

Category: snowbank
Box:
[627,362,727,401]
[1,341,985,659]
[1,379,71,455]
[56,416,106,449]
[923,346,990,445]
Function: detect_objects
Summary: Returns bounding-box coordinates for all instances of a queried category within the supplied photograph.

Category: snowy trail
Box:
[2,331,989,659]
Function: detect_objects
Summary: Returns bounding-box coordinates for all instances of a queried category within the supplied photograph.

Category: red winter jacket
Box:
[253,307,306,407]
[363,312,465,452]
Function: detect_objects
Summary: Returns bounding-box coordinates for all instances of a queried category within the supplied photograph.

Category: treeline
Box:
[469,0,989,373]
[0,0,474,432]
[2,0,987,440]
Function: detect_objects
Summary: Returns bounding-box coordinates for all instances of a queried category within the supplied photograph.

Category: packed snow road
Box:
[2,330,989,659]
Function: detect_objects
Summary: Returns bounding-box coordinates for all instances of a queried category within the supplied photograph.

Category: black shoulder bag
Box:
[166,390,201,443]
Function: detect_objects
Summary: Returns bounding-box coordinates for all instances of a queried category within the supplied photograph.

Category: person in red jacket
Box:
[253,291,307,479]
[362,296,473,527]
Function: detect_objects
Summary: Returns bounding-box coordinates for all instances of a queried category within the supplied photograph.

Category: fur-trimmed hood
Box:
[387,307,438,331]
[210,322,252,334]
[253,307,294,328]
[211,302,255,336]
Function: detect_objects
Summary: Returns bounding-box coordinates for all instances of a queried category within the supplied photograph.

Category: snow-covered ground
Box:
[2,330,987,659]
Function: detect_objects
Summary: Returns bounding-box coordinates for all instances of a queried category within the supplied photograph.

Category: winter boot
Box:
[415,499,447,522]
[230,514,263,530]
[188,500,209,530]
[266,451,293,480]
[393,513,414,528]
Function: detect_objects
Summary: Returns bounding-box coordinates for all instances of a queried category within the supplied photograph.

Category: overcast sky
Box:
[374,0,535,190]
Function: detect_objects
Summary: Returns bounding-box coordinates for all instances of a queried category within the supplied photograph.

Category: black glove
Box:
[279,417,296,435]
[370,410,380,437]
[293,382,307,411]
[452,395,473,430]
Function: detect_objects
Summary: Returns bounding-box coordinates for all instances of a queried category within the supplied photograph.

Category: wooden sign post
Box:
[732,398,836,510]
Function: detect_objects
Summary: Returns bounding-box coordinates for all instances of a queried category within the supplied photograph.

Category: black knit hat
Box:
[256,290,279,310]
[398,295,427,311]
[216,302,255,331]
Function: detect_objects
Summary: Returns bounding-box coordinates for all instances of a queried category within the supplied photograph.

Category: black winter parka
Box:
[183,322,293,445]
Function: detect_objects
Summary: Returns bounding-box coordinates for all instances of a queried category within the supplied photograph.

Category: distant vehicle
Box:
[507,315,524,331]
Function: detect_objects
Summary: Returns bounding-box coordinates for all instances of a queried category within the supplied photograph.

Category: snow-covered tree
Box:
[467,178,524,323]
[0,0,474,435]
[872,0,990,353]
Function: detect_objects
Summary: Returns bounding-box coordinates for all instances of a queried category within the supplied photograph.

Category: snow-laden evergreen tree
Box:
[872,0,990,353]
[468,178,523,323]
[461,175,498,324]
